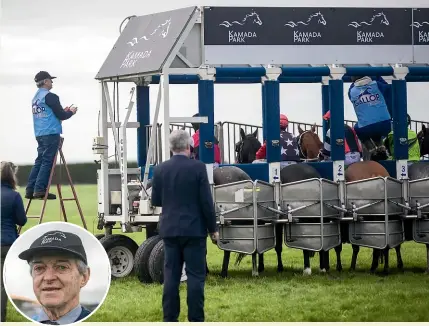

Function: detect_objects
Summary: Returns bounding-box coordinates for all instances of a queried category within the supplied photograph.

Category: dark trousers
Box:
[162,237,206,322]
[26,134,61,194]
[354,119,391,143]
[1,245,11,322]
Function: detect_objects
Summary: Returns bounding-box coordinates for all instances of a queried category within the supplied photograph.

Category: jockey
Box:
[255,114,300,167]
[384,114,421,162]
[190,113,221,165]
[319,110,362,166]
[348,75,392,159]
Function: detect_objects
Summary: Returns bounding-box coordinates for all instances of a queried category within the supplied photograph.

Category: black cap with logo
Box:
[34,71,57,83]
[18,230,87,265]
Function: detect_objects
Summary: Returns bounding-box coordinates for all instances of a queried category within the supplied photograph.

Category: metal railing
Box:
[144,118,429,164]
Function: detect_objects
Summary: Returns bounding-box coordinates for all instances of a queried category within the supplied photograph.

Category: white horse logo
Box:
[219,11,263,28]
[348,12,389,28]
[284,12,327,28]
[411,21,429,28]
[127,18,172,46]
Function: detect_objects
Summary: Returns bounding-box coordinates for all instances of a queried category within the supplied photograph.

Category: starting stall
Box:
[92,6,429,280]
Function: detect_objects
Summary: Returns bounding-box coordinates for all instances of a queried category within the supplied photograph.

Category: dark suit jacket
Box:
[151,154,217,238]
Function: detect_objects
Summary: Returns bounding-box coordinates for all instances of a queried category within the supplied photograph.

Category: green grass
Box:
[5,184,429,322]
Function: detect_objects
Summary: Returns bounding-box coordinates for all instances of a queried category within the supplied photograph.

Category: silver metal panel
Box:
[409,178,429,214]
[171,23,203,68]
[348,220,404,249]
[413,219,429,245]
[214,180,254,220]
[254,181,276,223]
[385,177,405,215]
[218,225,255,254]
[204,45,413,65]
[346,177,387,216]
[414,45,429,64]
[284,221,341,251]
[96,6,197,80]
[281,178,323,218]
[321,179,341,218]
[257,224,276,254]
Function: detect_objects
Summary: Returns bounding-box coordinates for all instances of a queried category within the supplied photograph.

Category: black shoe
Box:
[33,192,57,200]
[25,192,34,199]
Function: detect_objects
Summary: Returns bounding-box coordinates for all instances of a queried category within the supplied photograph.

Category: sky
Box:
[3,221,111,306]
[0,0,428,165]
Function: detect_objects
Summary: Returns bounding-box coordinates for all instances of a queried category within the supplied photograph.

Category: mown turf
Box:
[5,185,429,322]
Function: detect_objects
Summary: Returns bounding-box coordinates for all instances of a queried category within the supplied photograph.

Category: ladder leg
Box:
[57,183,68,222]
[59,148,88,230]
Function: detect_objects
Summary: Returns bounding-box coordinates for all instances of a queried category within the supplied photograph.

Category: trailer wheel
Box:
[134,235,162,283]
[149,240,164,284]
[95,234,105,241]
[100,234,138,279]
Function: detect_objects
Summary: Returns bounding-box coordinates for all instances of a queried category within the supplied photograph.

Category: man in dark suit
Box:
[151,129,218,322]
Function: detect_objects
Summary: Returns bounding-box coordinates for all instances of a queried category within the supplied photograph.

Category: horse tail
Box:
[379,252,384,265]
[309,251,316,258]
[235,253,246,266]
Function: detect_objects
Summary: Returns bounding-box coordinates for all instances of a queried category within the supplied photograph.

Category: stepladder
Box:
[19,137,87,234]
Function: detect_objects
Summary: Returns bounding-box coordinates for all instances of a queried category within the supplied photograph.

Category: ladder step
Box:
[61,198,77,201]
[27,216,41,219]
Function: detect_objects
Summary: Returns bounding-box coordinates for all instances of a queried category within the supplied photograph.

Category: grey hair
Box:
[29,257,89,276]
[169,129,192,153]
[36,80,46,87]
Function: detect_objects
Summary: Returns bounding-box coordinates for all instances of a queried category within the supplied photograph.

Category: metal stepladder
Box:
[19,137,87,234]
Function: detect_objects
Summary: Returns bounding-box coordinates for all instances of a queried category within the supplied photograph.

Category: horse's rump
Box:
[280,163,321,183]
[345,161,389,182]
[213,166,252,185]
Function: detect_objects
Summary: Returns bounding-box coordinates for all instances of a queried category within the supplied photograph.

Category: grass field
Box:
[5,184,429,322]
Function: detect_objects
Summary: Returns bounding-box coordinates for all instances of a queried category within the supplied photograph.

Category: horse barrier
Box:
[91,6,429,281]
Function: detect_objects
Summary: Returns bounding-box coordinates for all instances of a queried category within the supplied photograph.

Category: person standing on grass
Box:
[150,129,219,322]
[26,71,78,200]
[1,161,28,322]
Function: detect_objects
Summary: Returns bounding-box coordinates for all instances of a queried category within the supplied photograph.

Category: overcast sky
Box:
[1,0,428,165]
[3,222,111,306]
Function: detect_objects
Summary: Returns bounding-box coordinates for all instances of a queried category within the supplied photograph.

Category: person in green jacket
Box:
[384,114,421,162]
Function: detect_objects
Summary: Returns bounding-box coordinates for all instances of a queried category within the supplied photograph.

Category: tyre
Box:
[148,240,165,284]
[100,234,139,279]
[133,235,162,283]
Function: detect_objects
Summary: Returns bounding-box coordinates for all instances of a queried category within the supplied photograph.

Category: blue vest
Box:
[32,88,62,137]
[349,80,391,128]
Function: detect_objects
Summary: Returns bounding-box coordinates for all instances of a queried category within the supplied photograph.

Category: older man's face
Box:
[31,255,90,309]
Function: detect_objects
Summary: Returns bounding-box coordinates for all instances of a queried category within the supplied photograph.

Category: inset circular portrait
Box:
[3,222,111,325]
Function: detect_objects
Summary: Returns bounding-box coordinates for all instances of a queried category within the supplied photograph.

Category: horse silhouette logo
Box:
[284,12,327,28]
[219,10,263,28]
[348,12,389,28]
[411,21,429,28]
[127,18,172,47]
[41,231,67,245]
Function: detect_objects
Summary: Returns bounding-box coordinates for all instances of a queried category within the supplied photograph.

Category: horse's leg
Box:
[350,244,360,271]
[335,244,343,272]
[324,250,330,272]
[258,253,265,273]
[252,252,258,277]
[382,247,390,275]
[275,224,284,272]
[220,251,230,278]
[370,249,380,274]
[395,244,404,272]
[303,250,311,275]
[426,244,429,274]
[319,250,329,273]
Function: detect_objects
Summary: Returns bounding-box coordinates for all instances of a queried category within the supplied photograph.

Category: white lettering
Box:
[120,50,152,69]
[419,31,429,43]
[357,31,384,43]
[41,237,63,245]
[228,30,257,43]
[293,31,322,43]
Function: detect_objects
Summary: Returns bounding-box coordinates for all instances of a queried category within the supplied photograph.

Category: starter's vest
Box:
[386,129,420,162]
[349,79,391,128]
[32,88,62,137]
[280,130,300,161]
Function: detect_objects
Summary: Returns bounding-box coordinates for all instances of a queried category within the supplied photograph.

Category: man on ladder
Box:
[26,71,78,200]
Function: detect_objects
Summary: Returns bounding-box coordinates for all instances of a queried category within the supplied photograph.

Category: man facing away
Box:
[26,71,78,200]
[348,75,392,160]
[150,129,219,322]
[18,230,91,324]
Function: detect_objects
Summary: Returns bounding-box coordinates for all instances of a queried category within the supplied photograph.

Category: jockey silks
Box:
[280,130,300,162]
[32,88,62,137]
[349,77,391,128]
[323,125,362,156]
[385,129,421,162]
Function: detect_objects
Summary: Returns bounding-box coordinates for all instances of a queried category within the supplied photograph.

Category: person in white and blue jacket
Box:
[348,76,392,159]
[26,71,78,200]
